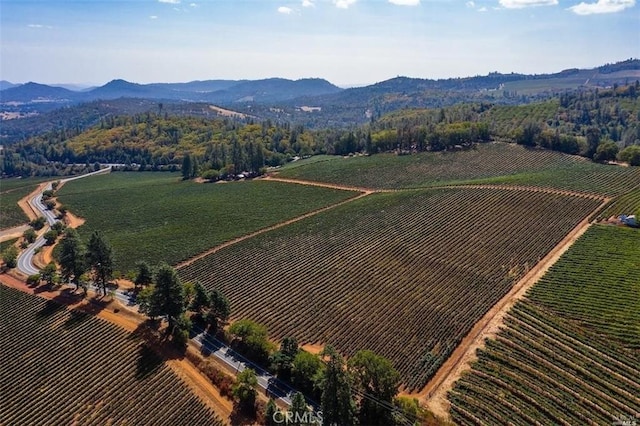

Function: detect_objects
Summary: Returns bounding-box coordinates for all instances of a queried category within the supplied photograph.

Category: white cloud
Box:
[478,6,488,11]
[302,0,315,7]
[158,0,180,3]
[149,15,158,19]
[466,0,475,7]
[278,6,294,14]
[190,2,197,7]
[499,0,557,7]
[27,24,53,29]
[388,0,420,5]
[568,0,635,14]
[333,0,357,8]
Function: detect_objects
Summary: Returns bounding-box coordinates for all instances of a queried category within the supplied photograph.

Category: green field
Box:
[57,172,357,272]
[179,187,601,391]
[0,177,51,229]
[277,143,640,196]
[449,225,640,424]
[0,284,223,426]
[596,187,640,221]
[0,238,18,253]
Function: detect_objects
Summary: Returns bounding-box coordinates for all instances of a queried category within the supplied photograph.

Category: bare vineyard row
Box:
[0,285,223,426]
[179,187,601,391]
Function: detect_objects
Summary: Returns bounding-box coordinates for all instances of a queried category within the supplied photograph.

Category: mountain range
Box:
[2,59,639,108]
[0,77,343,105]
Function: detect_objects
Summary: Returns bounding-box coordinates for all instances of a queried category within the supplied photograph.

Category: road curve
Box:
[16,166,113,276]
[12,165,307,409]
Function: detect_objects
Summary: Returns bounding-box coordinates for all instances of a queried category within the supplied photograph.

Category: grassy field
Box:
[448,225,640,424]
[179,187,601,391]
[0,238,18,253]
[0,284,223,426]
[57,172,357,273]
[0,177,52,229]
[277,143,640,196]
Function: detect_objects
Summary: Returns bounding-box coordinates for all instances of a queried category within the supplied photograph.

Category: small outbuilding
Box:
[618,214,637,227]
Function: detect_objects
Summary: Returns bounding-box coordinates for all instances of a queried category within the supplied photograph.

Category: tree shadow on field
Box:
[135,343,164,380]
[129,319,183,378]
[35,299,66,321]
[63,309,91,330]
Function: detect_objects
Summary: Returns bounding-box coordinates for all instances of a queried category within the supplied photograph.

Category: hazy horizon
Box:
[1,0,638,87]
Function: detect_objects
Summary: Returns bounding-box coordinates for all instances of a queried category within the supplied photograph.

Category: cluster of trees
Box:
[266,344,419,426]
[515,122,640,164]
[21,228,115,296]
[2,115,326,178]
[136,261,230,347]
[223,324,424,425]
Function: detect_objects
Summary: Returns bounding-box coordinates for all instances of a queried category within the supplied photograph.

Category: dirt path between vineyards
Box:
[407,197,611,420]
[176,190,372,269]
[266,175,606,200]
[262,175,391,193]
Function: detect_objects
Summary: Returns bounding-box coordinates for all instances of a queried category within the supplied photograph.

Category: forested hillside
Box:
[2,84,639,178]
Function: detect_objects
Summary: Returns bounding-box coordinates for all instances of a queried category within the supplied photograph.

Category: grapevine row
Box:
[0,285,223,426]
[179,187,600,391]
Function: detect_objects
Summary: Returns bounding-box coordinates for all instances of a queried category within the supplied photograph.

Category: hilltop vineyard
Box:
[0,285,223,426]
[179,187,601,390]
[278,142,640,196]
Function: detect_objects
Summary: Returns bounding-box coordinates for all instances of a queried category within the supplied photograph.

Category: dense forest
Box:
[1,83,639,178]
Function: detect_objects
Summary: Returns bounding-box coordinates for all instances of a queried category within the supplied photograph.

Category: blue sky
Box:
[1,0,638,86]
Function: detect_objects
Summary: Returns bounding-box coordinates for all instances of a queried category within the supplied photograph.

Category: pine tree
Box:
[152,263,185,329]
[86,231,114,296]
[182,154,192,180]
[320,346,356,426]
[289,392,308,426]
[264,398,278,426]
[58,228,86,291]
[134,260,153,288]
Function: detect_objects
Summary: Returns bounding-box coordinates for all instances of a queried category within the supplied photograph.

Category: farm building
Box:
[618,214,637,227]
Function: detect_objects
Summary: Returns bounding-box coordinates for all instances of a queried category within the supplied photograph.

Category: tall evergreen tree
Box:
[289,392,308,426]
[182,154,192,180]
[348,350,400,426]
[58,228,86,291]
[264,398,278,426]
[190,281,211,315]
[152,263,185,329]
[320,346,356,426]
[86,231,114,296]
[134,260,153,288]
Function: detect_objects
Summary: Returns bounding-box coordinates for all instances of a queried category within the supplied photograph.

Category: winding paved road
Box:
[13,166,310,409]
[16,167,113,276]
